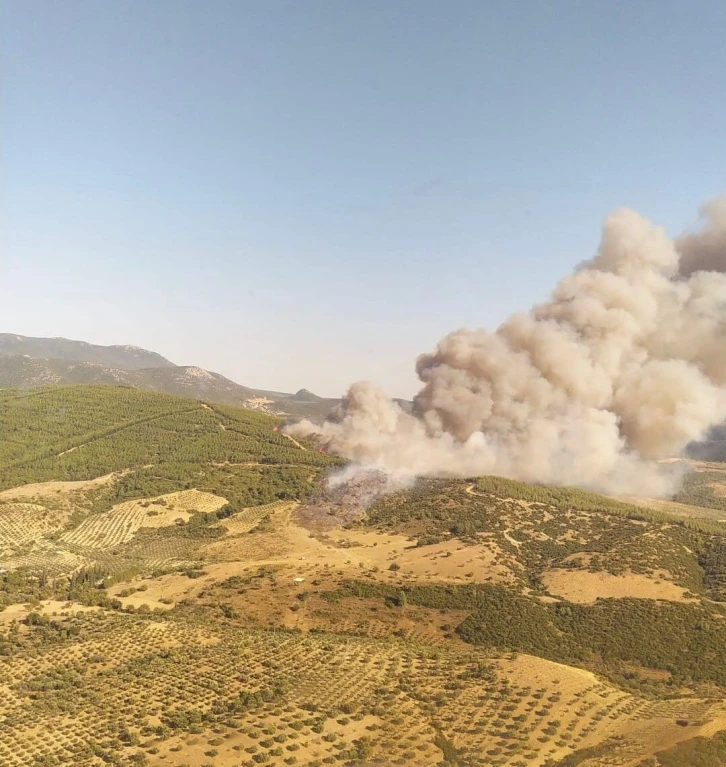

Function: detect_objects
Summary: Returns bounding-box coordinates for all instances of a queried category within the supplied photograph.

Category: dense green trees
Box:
[328,579,726,687]
[0,385,340,491]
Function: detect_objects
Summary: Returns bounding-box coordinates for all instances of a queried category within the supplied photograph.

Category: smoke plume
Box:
[288,200,726,496]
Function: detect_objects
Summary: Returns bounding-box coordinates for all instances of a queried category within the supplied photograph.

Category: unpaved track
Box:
[283,433,307,450]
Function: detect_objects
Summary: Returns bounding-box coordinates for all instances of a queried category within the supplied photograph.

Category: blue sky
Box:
[2,1,725,397]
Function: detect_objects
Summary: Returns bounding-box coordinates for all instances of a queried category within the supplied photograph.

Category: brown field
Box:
[0,472,118,502]
[3,475,726,766]
[1,606,723,767]
[542,568,695,604]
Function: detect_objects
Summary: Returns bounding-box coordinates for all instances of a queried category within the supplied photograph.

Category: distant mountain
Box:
[0,333,414,422]
[291,388,324,401]
[0,355,252,398]
[0,334,175,370]
[0,335,342,420]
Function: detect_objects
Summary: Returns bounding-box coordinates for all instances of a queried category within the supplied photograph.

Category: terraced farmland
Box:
[219,500,294,535]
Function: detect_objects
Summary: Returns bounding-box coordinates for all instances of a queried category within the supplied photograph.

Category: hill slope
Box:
[0,384,338,492]
[2,384,726,766]
[0,356,257,400]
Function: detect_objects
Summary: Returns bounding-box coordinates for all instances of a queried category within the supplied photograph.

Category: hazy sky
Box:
[3,1,725,397]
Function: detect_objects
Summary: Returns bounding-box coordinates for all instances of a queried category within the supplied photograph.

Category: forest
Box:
[0,385,340,497]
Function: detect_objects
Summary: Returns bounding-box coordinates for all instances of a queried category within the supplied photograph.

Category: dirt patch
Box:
[333,529,516,584]
[202,515,515,589]
[140,489,227,528]
[0,473,118,502]
[107,574,194,610]
[543,568,694,603]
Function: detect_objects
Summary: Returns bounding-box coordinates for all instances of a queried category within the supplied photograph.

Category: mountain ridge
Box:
[0,333,176,369]
[0,334,340,419]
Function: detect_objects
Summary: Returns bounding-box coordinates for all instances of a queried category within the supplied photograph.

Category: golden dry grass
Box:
[542,568,695,604]
[0,472,118,502]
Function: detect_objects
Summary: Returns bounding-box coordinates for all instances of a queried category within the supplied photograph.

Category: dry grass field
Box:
[541,568,695,604]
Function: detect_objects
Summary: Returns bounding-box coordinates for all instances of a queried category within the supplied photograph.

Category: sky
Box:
[2,1,725,398]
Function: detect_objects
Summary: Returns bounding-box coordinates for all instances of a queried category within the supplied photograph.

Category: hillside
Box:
[0,385,338,491]
[2,385,726,766]
[0,356,257,400]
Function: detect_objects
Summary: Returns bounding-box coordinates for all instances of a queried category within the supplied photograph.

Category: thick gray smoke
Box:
[288,200,726,496]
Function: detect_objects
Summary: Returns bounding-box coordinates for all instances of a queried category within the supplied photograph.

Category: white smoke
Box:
[288,200,726,496]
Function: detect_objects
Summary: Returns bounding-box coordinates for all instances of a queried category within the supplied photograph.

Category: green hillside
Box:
[0,385,343,596]
[0,385,343,575]
[0,385,339,489]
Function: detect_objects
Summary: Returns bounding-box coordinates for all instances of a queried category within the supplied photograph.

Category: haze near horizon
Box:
[2,0,725,397]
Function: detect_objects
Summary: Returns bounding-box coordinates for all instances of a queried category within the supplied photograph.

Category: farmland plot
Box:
[1,610,724,767]
[219,499,296,535]
[0,539,86,577]
[0,503,63,551]
[60,502,149,549]
[60,489,228,549]
[139,489,227,528]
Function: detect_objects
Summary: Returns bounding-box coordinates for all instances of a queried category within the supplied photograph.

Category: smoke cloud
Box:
[288,200,726,496]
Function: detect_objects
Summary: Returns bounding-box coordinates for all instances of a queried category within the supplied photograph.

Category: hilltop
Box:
[1,384,726,765]
[0,333,175,369]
